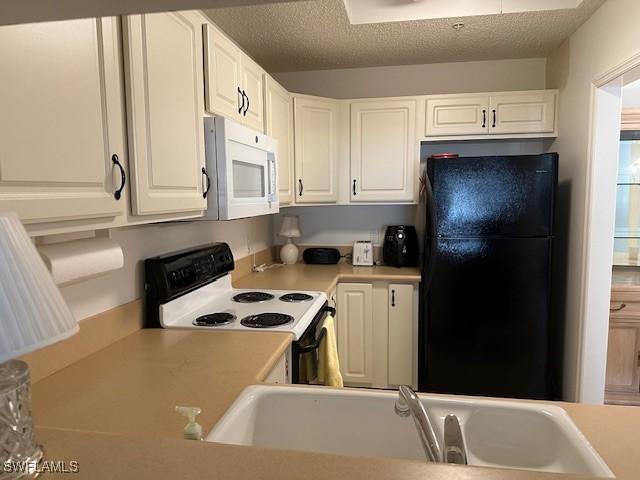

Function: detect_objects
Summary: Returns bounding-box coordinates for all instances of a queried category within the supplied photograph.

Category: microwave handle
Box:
[267,156,277,202]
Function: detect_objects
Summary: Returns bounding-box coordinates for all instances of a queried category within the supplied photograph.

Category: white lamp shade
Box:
[279,215,301,238]
[0,212,78,363]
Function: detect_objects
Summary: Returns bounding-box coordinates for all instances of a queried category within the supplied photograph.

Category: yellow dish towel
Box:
[318,314,343,388]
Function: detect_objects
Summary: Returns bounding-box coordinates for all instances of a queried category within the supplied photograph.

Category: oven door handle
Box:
[296,306,336,353]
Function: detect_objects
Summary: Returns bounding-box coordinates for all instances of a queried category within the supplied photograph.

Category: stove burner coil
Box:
[240,313,294,328]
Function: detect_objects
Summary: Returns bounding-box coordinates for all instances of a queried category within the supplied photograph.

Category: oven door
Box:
[213,116,279,220]
[291,304,336,384]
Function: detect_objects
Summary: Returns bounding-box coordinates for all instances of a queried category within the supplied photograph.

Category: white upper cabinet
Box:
[425,94,489,137]
[264,76,294,205]
[203,23,265,132]
[202,23,242,122]
[350,99,417,203]
[123,11,207,216]
[0,18,126,224]
[489,91,557,135]
[240,55,265,132]
[425,90,558,139]
[293,96,339,203]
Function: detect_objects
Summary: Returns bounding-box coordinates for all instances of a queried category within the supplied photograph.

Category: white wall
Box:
[274,58,547,99]
[546,0,640,403]
[59,217,272,321]
[275,205,418,248]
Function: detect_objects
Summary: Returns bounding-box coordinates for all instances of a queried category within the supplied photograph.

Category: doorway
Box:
[603,75,640,406]
[581,59,640,406]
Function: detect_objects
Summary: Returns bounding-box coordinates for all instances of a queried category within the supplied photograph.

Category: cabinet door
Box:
[489,91,556,135]
[387,284,415,388]
[264,76,294,205]
[240,55,265,132]
[203,23,242,121]
[264,350,290,384]
[293,96,339,203]
[425,95,489,137]
[0,18,125,223]
[351,100,417,202]
[605,321,640,393]
[337,283,374,386]
[124,12,207,215]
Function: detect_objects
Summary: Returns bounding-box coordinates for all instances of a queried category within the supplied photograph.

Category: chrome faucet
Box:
[395,385,442,463]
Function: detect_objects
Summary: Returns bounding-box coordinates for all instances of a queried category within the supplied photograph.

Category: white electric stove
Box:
[159,274,327,341]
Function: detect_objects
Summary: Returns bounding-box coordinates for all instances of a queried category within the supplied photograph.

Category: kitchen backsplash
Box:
[273,205,419,247]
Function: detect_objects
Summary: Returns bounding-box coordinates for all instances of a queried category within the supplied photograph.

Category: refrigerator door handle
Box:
[423,168,438,294]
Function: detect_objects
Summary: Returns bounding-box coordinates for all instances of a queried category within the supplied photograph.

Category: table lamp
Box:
[279,215,302,264]
[0,212,78,477]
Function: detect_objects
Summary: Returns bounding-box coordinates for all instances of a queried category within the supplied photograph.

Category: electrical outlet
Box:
[369,229,379,245]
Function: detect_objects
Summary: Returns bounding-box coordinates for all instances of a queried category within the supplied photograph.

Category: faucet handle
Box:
[443,414,467,465]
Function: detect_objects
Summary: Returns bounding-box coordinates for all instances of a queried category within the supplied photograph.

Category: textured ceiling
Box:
[204,0,605,72]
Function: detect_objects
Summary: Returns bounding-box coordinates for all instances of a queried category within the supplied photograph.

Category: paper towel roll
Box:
[37,237,124,287]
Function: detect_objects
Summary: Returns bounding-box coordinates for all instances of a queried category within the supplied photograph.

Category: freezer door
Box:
[420,237,552,399]
[427,154,558,237]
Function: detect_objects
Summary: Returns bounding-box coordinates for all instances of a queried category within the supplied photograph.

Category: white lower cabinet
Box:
[123,11,207,216]
[336,281,418,389]
[337,283,375,386]
[264,347,292,384]
[0,18,127,224]
[387,284,416,387]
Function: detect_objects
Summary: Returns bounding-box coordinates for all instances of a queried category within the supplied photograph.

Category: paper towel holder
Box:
[36,229,124,287]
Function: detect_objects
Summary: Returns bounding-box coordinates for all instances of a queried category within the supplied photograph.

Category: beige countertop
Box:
[37,426,600,480]
[31,329,292,437]
[28,267,640,480]
[234,263,421,294]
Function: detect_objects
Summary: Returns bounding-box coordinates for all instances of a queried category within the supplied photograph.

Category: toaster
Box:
[352,241,373,266]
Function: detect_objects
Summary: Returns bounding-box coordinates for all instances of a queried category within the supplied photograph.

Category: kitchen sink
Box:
[206,385,614,478]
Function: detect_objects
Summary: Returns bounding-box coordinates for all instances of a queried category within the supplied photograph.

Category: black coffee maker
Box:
[383,225,419,267]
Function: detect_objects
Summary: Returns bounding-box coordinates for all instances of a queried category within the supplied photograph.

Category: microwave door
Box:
[224,140,276,219]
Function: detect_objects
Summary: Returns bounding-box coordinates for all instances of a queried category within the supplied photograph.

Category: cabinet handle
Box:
[637,351,640,368]
[243,90,250,116]
[610,303,626,312]
[391,289,396,307]
[238,87,244,114]
[482,109,486,128]
[492,109,496,128]
[298,179,303,196]
[353,179,357,196]
[111,154,126,200]
[202,167,211,199]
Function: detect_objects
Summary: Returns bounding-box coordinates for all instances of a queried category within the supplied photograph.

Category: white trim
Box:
[576,52,640,402]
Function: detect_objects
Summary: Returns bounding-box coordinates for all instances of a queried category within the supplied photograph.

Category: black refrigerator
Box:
[419,153,558,400]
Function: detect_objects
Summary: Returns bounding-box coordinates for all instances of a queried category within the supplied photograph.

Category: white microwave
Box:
[202,116,278,220]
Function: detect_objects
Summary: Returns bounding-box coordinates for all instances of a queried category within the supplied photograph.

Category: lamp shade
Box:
[0,212,78,363]
[279,215,301,238]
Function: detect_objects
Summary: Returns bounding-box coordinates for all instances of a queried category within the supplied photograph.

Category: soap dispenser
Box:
[175,406,202,440]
